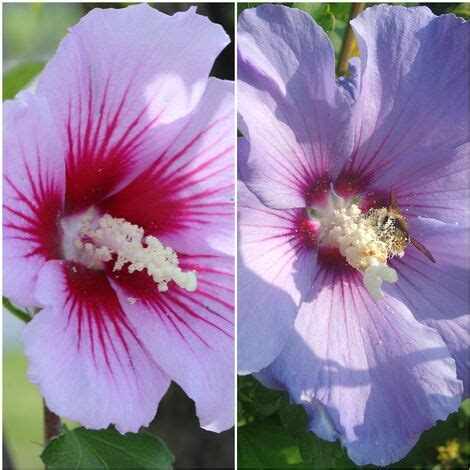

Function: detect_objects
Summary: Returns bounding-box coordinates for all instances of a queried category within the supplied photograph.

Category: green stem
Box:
[3,297,31,323]
[336,3,366,76]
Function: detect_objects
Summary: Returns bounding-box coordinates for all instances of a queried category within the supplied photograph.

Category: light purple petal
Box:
[408,217,470,269]
[238,5,352,209]
[3,93,65,307]
[23,260,170,433]
[372,142,470,226]
[343,5,469,187]
[390,218,470,395]
[108,254,234,432]
[238,181,316,373]
[37,4,229,211]
[101,78,234,256]
[336,57,361,106]
[261,275,462,466]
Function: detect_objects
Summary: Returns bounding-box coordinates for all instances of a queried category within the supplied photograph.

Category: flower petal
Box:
[343,5,469,184]
[238,5,352,209]
[390,219,470,395]
[407,217,470,269]
[376,143,470,226]
[37,4,229,211]
[101,78,234,256]
[3,93,65,307]
[238,181,316,373]
[337,57,361,106]
[260,274,462,466]
[108,253,234,432]
[23,260,170,433]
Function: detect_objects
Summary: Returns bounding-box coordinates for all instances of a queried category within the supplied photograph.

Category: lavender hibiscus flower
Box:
[238,4,469,465]
[4,4,234,433]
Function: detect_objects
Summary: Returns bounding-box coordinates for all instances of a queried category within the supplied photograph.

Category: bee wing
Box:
[410,236,436,263]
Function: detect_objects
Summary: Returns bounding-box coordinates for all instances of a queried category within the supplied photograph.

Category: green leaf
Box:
[328,17,347,59]
[452,3,470,19]
[279,398,308,439]
[3,61,45,101]
[298,433,343,468]
[252,384,282,417]
[279,397,344,467]
[328,3,351,22]
[461,398,470,417]
[294,3,335,33]
[238,422,312,469]
[41,426,175,469]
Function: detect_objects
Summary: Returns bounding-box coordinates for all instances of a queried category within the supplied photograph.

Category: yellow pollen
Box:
[76,214,197,293]
[319,202,404,300]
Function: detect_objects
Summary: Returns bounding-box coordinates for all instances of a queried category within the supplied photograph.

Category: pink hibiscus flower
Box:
[4,4,234,433]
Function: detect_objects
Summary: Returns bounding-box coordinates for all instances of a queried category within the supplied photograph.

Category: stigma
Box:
[67,213,197,293]
[310,189,406,300]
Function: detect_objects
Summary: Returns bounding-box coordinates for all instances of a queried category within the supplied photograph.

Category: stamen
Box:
[76,214,197,293]
[318,202,404,299]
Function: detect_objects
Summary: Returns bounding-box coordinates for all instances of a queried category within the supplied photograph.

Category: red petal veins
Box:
[99,79,235,255]
[63,78,168,213]
[62,263,147,374]
[4,172,63,260]
[107,253,234,348]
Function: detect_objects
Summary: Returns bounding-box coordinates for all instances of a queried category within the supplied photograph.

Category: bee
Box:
[380,192,435,263]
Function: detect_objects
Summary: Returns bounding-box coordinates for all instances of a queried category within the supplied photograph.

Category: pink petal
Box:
[23,260,170,433]
[238,181,316,373]
[3,93,65,307]
[260,273,462,466]
[107,253,234,432]
[238,5,352,209]
[37,4,229,212]
[101,78,234,256]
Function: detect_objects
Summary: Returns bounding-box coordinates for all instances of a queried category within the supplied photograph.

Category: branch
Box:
[337,3,366,76]
[43,401,61,469]
[44,401,61,445]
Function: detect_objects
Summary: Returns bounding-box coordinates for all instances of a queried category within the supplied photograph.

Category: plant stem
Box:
[336,3,366,76]
[43,401,61,445]
[3,297,32,323]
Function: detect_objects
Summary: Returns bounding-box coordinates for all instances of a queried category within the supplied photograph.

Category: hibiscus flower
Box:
[4,4,234,433]
[238,4,468,465]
